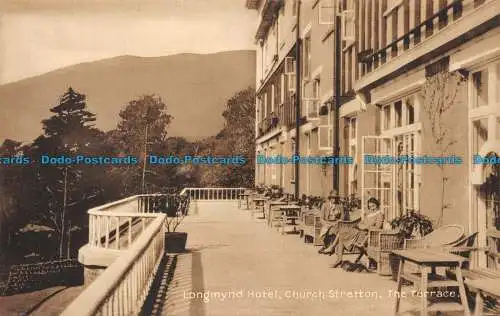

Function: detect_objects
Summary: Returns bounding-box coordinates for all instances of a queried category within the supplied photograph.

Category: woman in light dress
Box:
[330,197,384,267]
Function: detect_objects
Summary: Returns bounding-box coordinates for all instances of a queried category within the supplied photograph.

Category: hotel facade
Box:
[246,0,499,273]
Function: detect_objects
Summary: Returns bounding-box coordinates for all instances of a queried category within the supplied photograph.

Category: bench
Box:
[463,269,500,316]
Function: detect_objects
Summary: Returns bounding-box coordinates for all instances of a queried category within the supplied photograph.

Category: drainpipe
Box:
[332,13,341,193]
[294,0,301,199]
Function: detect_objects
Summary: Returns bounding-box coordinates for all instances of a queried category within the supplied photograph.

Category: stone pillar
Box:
[78,244,122,286]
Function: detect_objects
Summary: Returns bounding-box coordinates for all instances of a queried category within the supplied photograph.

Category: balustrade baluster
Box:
[97,216,101,247]
[89,215,93,246]
[105,216,110,248]
[116,217,120,250]
[120,283,124,316]
[128,218,132,248]
[107,296,112,316]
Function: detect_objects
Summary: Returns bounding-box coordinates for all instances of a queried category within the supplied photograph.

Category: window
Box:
[318,110,333,150]
[350,117,357,139]
[395,133,418,215]
[264,40,269,74]
[376,94,422,217]
[271,84,275,113]
[469,61,500,272]
[395,101,402,127]
[292,0,298,17]
[341,10,355,43]
[259,94,266,122]
[473,70,488,108]
[497,117,500,140]
[309,78,320,118]
[285,57,296,93]
[263,93,268,118]
[497,63,500,102]
[319,0,336,25]
[280,74,285,104]
[473,118,488,154]
[383,105,391,130]
[406,98,415,125]
[303,36,312,80]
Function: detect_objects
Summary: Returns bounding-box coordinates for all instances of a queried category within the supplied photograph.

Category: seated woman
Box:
[318,191,344,255]
[330,197,384,267]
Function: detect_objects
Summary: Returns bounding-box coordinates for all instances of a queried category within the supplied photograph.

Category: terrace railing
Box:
[61,214,165,316]
[180,187,246,201]
[88,194,176,250]
[63,188,245,315]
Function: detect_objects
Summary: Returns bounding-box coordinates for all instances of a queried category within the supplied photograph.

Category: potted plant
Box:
[388,210,434,280]
[163,195,190,253]
[390,210,433,239]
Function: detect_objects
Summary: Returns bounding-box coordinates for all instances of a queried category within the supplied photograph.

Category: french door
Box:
[361,136,395,220]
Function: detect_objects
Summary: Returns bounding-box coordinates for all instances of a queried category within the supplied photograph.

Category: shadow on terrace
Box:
[59,187,497,316]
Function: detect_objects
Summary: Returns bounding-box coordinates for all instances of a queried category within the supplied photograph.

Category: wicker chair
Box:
[367,229,403,275]
[299,210,322,245]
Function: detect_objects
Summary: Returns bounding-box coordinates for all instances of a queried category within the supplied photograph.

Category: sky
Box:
[0,0,258,84]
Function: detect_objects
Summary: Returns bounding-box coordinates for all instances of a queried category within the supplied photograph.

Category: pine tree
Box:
[31,87,100,258]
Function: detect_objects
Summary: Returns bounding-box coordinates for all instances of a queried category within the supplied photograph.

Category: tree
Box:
[421,70,465,226]
[112,95,174,194]
[199,87,256,187]
[0,139,24,256]
[31,87,103,258]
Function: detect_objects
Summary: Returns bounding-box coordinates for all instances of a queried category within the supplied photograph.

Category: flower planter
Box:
[165,232,187,253]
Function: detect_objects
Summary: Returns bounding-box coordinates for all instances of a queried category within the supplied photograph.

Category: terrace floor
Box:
[153,201,430,316]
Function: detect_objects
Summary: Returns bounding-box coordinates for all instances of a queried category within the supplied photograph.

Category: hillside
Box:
[0,50,256,143]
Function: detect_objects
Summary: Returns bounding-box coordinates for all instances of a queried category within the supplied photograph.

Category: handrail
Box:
[88,194,175,249]
[358,0,464,64]
[62,214,166,316]
[180,187,247,201]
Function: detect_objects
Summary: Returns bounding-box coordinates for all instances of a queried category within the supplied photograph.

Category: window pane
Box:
[384,106,391,130]
[351,118,357,139]
[406,97,415,125]
[497,117,500,141]
[473,118,489,153]
[395,101,402,127]
[473,70,488,108]
[497,63,500,103]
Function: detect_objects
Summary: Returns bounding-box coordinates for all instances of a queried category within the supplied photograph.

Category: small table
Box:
[279,205,301,235]
[267,201,288,226]
[252,197,267,219]
[465,278,500,316]
[238,192,251,210]
[391,249,470,316]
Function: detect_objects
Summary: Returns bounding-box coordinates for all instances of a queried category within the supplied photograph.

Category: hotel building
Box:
[247,0,499,272]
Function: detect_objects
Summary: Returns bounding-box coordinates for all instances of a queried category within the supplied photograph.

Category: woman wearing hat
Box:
[318,190,344,254]
[330,197,384,267]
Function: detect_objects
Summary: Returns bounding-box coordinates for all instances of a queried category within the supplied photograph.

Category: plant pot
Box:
[165,232,187,253]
